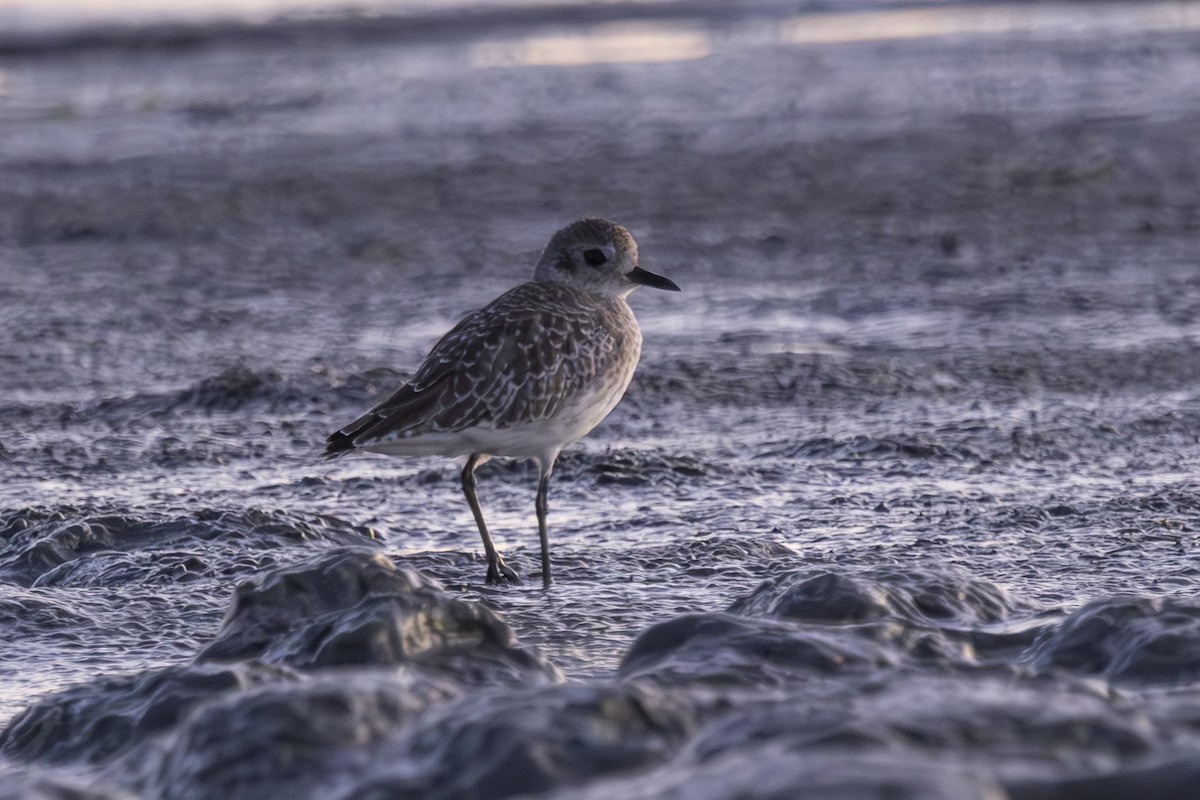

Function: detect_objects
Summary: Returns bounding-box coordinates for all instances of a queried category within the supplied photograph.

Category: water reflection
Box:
[472,23,711,67]
[468,1,1200,70]
[779,2,1200,45]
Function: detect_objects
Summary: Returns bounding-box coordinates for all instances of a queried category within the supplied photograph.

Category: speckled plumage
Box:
[328,282,640,458]
[326,219,679,587]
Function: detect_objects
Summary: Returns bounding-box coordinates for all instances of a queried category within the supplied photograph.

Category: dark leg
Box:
[535,462,553,589]
[461,453,519,584]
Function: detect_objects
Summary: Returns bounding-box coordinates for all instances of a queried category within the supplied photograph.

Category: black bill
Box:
[628,266,681,292]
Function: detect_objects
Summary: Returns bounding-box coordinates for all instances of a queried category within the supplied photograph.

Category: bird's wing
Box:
[325,284,623,456]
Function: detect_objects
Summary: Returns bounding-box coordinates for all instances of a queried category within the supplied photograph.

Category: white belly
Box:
[361,358,635,465]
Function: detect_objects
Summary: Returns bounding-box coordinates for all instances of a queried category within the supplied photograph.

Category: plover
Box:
[326,219,679,587]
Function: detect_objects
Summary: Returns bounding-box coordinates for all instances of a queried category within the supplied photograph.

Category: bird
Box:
[325,219,679,588]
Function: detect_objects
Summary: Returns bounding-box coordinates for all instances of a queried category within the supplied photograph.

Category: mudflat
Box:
[2,4,1200,798]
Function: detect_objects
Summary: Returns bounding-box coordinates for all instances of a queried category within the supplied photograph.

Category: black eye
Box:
[583,248,607,267]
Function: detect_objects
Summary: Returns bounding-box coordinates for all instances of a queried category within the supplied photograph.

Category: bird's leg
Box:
[461,453,519,584]
[536,461,553,589]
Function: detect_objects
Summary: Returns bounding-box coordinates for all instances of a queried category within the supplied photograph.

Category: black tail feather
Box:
[323,430,358,459]
[324,384,438,459]
[324,410,383,459]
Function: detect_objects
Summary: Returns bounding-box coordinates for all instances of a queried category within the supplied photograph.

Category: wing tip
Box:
[323,430,357,459]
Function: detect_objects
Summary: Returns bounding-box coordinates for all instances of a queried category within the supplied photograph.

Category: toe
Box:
[485,558,521,585]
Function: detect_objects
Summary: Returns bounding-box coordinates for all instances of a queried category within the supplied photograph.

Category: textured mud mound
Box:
[622,567,1026,686]
[560,748,1009,800]
[0,662,298,765]
[0,506,377,587]
[620,611,898,686]
[729,566,1015,626]
[1029,597,1200,686]
[342,682,699,800]
[198,548,563,683]
[0,771,138,800]
[5,562,1200,800]
[612,571,1200,800]
[139,673,460,800]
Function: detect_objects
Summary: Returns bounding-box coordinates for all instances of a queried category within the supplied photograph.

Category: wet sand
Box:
[2,3,1200,798]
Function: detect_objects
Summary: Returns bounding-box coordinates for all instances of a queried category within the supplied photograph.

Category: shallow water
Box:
[3,2,1200,798]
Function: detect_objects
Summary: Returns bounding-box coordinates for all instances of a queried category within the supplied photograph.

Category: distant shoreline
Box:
[0,0,797,56]
[0,0,1059,57]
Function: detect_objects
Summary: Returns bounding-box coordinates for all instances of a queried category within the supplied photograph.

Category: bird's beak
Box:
[628,266,681,292]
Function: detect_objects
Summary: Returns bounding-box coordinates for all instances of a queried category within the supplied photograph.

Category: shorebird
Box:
[325,219,679,588]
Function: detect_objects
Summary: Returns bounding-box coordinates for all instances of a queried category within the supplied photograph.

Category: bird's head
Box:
[533,218,680,297]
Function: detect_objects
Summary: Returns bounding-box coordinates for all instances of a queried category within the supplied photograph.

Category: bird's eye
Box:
[583,248,608,267]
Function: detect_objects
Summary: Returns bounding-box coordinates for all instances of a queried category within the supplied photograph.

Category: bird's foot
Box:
[485,556,521,585]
